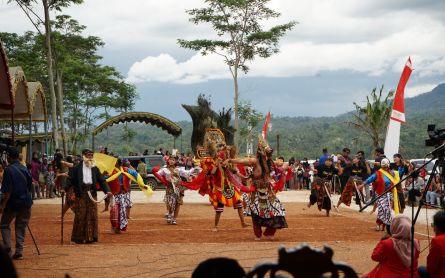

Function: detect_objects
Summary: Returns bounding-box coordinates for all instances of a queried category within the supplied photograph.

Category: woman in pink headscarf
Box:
[364,214,420,278]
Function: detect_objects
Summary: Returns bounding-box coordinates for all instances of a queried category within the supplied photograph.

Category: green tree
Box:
[237,100,263,154]
[178,0,296,146]
[9,0,83,154]
[347,86,394,150]
[1,15,138,154]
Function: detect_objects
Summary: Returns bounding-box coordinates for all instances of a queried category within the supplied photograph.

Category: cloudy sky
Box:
[1,0,445,121]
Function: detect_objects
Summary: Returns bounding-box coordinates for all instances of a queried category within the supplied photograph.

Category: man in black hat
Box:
[0,148,33,260]
[69,149,111,244]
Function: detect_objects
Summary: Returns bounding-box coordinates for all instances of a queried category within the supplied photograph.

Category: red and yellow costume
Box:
[365,168,400,226]
[185,154,245,212]
[106,167,137,232]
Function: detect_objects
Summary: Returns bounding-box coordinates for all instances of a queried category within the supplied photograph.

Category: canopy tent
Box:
[27,82,47,122]
[0,66,30,121]
[0,44,49,159]
[92,111,182,150]
[0,66,48,157]
[0,42,14,110]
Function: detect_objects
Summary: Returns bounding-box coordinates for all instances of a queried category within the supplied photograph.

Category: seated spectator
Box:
[192,258,245,278]
[426,175,442,207]
[364,214,419,278]
[406,168,424,206]
[418,211,445,278]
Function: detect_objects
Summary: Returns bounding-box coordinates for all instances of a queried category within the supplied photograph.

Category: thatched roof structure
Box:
[92,112,182,137]
[0,66,30,121]
[0,42,13,110]
[27,82,47,122]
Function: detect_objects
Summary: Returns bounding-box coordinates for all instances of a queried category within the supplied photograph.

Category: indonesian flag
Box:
[262,111,271,139]
[390,57,413,124]
[384,57,413,160]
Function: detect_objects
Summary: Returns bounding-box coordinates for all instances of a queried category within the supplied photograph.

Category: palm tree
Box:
[347,86,394,149]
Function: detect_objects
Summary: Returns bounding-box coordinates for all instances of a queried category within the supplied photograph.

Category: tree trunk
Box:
[233,69,239,148]
[372,132,380,150]
[42,0,59,151]
[56,70,68,156]
[105,106,109,137]
[71,103,79,154]
[83,105,89,147]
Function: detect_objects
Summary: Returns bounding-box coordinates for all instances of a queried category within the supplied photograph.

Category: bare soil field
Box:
[11,202,433,277]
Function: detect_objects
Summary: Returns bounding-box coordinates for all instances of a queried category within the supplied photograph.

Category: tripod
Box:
[409,157,443,278]
[360,154,444,278]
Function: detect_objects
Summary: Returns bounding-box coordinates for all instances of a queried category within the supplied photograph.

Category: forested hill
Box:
[95,84,445,159]
[405,83,445,115]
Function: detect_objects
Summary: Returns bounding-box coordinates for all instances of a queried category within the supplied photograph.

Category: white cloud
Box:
[122,1,445,84]
[126,53,230,84]
[127,17,445,84]
[2,0,445,86]
[405,82,443,98]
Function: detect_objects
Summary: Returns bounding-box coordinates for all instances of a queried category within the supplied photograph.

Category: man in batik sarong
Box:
[309,157,342,217]
[335,155,370,210]
[364,158,400,232]
[69,149,112,243]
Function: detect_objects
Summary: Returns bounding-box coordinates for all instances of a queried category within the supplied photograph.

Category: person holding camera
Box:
[0,148,33,260]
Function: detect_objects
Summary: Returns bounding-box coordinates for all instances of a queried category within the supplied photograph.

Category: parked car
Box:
[410,158,439,181]
[121,155,166,190]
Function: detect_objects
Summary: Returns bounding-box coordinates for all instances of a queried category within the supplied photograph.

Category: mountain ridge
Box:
[94,83,445,159]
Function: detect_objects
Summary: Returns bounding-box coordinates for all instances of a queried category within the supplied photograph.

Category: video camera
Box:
[426,124,445,147]
[425,125,445,181]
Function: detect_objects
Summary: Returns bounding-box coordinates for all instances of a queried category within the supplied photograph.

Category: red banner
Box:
[391,57,412,124]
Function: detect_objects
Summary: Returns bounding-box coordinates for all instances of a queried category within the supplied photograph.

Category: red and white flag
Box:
[390,57,413,124]
[384,57,413,159]
[262,111,271,139]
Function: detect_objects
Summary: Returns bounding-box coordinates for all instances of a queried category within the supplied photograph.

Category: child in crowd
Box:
[46,164,56,198]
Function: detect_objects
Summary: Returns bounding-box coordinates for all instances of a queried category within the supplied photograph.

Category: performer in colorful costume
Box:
[226,145,253,216]
[105,159,139,233]
[364,158,401,232]
[335,155,370,210]
[309,157,342,216]
[308,178,331,215]
[153,155,197,225]
[182,129,249,232]
[225,135,288,240]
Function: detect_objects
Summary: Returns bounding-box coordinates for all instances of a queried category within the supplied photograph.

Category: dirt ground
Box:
[10,202,433,278]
